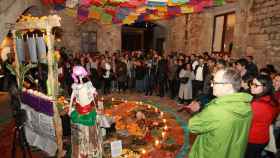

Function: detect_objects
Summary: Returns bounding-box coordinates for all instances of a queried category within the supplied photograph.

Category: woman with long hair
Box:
[245,75,279,158]
[178,63,194,104]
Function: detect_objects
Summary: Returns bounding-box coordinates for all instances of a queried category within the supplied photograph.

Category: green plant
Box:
[6,63,37,90]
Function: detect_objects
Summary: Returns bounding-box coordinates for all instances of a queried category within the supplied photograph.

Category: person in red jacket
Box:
[245,75,279,158]
[273,73,280,149]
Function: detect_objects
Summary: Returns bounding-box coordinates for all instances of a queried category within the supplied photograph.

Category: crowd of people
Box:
[1,47,280,158]
[55,49,280,158]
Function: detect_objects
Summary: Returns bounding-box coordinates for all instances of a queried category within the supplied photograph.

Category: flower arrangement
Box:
[6,63,37,90]
[56,96,69,113]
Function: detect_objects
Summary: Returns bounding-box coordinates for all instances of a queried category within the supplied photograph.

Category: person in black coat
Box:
[156,55,168,97]
[193,56,209,98]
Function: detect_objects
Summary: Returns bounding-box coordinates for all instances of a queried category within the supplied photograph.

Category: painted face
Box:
[250,79,264,95]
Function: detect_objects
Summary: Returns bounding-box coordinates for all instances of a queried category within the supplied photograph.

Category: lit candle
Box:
[136,101,139,104]
[162,132,166,138]
[155,108,159,113]
[141,149,146,155]
[124,100,128,103]
[164,125,168,130]
[139,101,143,105]
[160,112,164,117]
[112,98,115,102]
[148,105,151,109]
[163,119,166,123]
[155,140,160,146]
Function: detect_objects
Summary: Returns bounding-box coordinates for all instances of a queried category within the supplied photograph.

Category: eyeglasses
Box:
[211,81,231,86]
[250,82,263,88]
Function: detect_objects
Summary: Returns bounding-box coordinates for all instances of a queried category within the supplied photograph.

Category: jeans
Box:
[245,143,268,158]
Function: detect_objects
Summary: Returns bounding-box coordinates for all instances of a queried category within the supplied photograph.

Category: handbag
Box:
[180,77,189,84]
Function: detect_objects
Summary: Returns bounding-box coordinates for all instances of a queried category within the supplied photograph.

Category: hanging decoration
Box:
[41,0,226,24]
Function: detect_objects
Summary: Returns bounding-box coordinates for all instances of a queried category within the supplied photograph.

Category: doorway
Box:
[121,22,162,52]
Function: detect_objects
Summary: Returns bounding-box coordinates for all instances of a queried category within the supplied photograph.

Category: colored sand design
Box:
[103,100,189,158]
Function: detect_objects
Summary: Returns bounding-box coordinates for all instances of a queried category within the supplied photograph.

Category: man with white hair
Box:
[187,68,253,158]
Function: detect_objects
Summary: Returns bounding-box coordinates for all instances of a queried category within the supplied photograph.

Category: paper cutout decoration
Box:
[46,0,226,24]
[78,6,89,21]
[66,0,79,8]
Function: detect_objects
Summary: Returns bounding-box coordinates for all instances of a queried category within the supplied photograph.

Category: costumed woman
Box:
[68,66,103,158]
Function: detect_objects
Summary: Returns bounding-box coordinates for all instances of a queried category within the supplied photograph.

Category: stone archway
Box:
[0,0,45,42]
[152,21,169,54]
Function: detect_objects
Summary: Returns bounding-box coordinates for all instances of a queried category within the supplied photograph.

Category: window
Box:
[212,12,236,55]
[81,31,97,53]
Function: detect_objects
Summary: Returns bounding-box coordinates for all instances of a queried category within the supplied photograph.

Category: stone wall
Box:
[168,0,280,68]
[167,16,187,53]
[185,13,213,54]
[165,3,239,55]
[246,0,280,68]
[57,11,121,54]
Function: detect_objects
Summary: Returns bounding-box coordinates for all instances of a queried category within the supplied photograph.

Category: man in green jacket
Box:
[187,68,253,158]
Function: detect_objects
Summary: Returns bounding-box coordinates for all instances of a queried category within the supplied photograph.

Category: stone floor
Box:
[2,90,280,158]
[0,90,193,158]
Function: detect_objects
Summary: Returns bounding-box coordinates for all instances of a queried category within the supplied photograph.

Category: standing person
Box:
[169,58,180,99]
[2,52,16,91]
[273,73,280,149]
[191,54,198,70]
[135,60,145,92]
[157,55,168,97]
[102,62,112,95]
[0,58,5,90]
[124,54,132,90]
[193,56,208,98]
[187,68,253,158]
[116,58,127,92]
[246,56,258,77]
[68,66,103,158]
[245,75,279,158]
[178,63,194,104]
[202,58,216,96]
[236,58,253,78]
[144,57,155,96]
